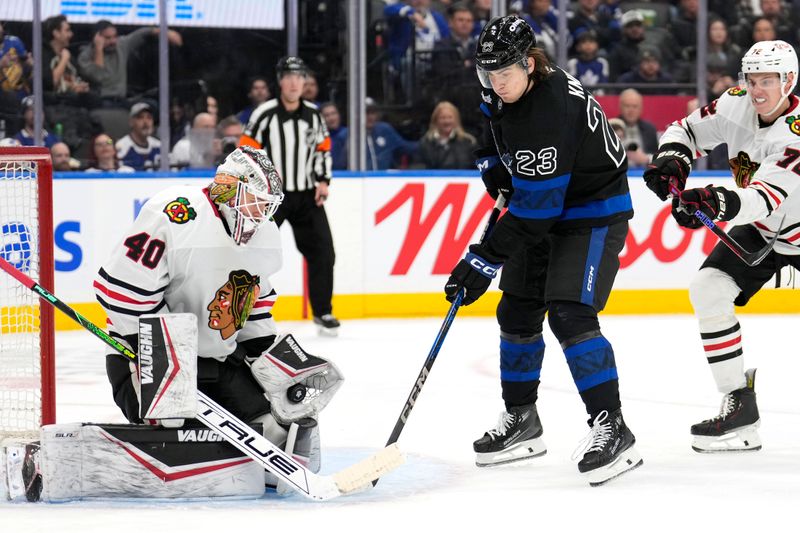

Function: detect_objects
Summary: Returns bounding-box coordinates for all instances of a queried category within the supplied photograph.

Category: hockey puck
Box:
[287,384,307,403]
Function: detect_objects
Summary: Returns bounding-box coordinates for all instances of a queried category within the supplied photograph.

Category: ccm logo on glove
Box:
[466,252,499,278]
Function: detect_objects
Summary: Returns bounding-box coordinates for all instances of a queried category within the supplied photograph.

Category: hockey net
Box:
[0,147,54,442]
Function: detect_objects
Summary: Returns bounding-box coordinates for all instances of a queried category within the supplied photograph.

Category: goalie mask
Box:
[739,40,799,116]
[209,146,284,245]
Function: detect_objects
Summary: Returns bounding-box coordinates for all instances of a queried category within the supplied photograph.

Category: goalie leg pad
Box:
[39,423,264,501]
[138,314,199,424]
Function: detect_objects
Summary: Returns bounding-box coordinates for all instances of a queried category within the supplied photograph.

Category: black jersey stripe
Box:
[707,348,743,364]
[97,295,167,316]
[699,323,741,340]
[97,268,168,296]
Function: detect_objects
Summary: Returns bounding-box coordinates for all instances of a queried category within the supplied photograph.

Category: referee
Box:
[240,56,339,336]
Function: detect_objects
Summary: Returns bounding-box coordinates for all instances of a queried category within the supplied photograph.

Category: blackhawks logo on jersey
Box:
[727,86,747,96]
[786,115,800,136]
[163,197,197,224]
[728,151,760,188]
[207,270,261,340]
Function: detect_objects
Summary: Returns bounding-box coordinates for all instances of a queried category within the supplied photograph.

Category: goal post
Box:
[0,146,55,440]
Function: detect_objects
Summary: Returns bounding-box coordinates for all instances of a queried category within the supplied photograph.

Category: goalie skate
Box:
[575,409,643,487]
[473,404,546,467]
[691,368,761,453]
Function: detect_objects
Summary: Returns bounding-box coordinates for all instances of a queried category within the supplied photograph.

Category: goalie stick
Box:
[0,255,403,501]
[373,194,507,486]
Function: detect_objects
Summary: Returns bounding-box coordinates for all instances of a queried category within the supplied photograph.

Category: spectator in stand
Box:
[0,21,33,101]
[41,15,91,99]
[608,117,626,142]
[471,0,492,36]
[616,46,675,95]
[77,20,182,107]
[302,72,321,106]
[116,102,161,170]
[609,10,646,81]
[85,133,133,172]
[319,102,348,170]
[213,114,243,165]
[707,16,742,79]
[13,96,59,148]
[669,0,699,50]
[365,98,418,170]
[418,101,476,169]
[750,16,778,45]
[206,95,219,120]
[169,97,190,148]
[522,0,560,59]
[384,0,450,91]
[756,0,795,46]
[431,2,481,135]
[170,112,217,168]
[616,88,658,168]
[568,0,621,54]
[51,141,79,171]
[236,76,270,125]
[566,30,609,91]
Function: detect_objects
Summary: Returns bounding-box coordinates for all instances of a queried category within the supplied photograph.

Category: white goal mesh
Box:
[0,149,54,440]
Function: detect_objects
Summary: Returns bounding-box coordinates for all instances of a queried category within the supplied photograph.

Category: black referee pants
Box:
[273,190,336,317]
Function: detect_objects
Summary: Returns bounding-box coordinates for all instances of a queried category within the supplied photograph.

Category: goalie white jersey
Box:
[94,184,282,361]
[660,88,800,255]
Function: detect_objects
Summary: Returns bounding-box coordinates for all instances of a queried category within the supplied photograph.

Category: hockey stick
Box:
[373,194,507,486]
[675,204,786,267]
[0,255,403,501]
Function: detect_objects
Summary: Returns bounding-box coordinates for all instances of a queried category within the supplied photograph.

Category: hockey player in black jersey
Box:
[444,15,642,486]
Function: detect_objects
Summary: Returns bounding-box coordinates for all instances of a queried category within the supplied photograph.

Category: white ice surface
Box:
[3,314,799,532]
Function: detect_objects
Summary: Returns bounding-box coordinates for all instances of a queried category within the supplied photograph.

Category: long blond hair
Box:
[424,101,476,143]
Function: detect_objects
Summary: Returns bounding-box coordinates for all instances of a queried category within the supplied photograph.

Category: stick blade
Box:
[333,443,405,494]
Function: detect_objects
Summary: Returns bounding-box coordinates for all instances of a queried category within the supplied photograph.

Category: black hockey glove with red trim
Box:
[474,147,513,200]
[644,143,693,201]
[671,185,740,229]
[444,244,503,306]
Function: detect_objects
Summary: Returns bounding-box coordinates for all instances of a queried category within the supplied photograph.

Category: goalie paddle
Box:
[373,194,507,487]
[0,255,403,501]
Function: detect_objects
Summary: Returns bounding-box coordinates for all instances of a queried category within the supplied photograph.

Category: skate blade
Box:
[317,325,340,337]
[691,423,762,453]
[585,446,643,487]
[475,437,547,467]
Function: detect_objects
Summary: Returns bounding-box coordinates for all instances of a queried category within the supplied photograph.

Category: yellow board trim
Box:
[54,289,798,331]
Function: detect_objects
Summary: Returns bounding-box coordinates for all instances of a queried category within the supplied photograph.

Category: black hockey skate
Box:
[691,368,761,453]
[575,409,642,487]
[313,314,340,337]
[473,404,546,467]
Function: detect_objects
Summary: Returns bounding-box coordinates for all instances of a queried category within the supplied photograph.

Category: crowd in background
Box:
[3,0,800,172]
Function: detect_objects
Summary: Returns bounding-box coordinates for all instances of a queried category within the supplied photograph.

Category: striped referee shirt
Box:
[240,98,332,192]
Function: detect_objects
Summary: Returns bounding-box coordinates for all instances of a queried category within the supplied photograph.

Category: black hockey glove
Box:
[672,186,740,229]
[643,143,693,201]
[475,147,513,200]
[444,244,503,306]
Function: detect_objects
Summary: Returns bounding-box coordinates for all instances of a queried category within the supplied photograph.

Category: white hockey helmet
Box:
[209,146,283,245]
[740,40,799,97]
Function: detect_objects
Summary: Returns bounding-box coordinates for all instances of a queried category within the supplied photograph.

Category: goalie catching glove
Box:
[643,143,693,201]
[249,333,344,424]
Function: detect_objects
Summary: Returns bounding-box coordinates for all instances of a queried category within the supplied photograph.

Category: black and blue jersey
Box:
[478,67,632,260]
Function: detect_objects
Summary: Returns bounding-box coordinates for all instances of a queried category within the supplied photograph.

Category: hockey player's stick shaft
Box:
[0,256,136,361]
[0,254,403,500]
[374,194,506,486]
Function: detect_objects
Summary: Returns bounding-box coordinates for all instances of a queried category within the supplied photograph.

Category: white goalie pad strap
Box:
[250,333,344,424]
[39,423,264,501]
[138,314,198,422]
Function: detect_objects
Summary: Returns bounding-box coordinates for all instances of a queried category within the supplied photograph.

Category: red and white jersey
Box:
[94,184,282,361]
[660,88,800,255]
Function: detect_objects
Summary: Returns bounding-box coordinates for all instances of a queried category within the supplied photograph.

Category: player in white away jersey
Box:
[644,40,800,453]
[94,147,332,474]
